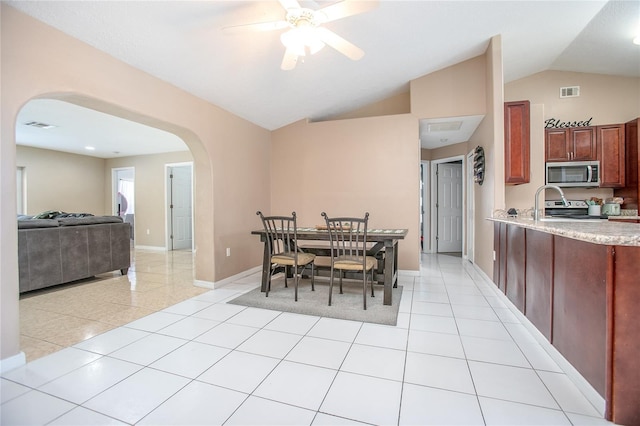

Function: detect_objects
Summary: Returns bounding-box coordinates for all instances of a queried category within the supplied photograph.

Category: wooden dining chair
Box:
[321,212,376,310]
[256,211,315,301]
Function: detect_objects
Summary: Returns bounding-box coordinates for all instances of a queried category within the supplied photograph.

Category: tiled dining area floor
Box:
[2,249,616,425]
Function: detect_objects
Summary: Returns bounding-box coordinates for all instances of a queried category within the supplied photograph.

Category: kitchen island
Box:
[490,217,640,425]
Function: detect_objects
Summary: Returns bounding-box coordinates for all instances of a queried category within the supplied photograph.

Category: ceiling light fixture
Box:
[85,146,96,151]
[224,0,377,71]
[280,9,326,57]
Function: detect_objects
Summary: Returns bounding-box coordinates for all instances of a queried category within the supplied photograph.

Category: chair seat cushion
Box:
[272,252,316,266]
[334,256,376,271]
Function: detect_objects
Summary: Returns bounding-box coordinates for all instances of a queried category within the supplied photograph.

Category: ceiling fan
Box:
[224,0,378,70]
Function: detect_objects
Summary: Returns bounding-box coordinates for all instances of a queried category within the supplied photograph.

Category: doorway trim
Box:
[465,149,475,262]
[420,160,430,253]
[429,155,466,255]
[112,167,135,241]
[165,162,194,251]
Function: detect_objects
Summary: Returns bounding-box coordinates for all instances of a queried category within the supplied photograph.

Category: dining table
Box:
[251,227,408,306]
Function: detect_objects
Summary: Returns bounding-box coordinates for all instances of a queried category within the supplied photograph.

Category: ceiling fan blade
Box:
[222,20,288,34]
[278,0,302,11]
[318,0,379,23]
[281,47,299,70]
[316,27,364,60]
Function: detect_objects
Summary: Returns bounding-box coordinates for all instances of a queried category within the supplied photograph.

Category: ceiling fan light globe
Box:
[280,30,306,56]
[309,40,325,55]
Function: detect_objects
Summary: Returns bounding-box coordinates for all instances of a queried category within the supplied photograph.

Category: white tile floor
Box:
[1,253,618,425]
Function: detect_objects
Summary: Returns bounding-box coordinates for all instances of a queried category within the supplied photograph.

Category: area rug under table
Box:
[228,278,402,326]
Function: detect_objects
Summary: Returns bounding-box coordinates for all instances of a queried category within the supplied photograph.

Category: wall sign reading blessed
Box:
[544,117,593,129]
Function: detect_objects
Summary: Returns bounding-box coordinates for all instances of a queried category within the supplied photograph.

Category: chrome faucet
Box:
[534,184,569,221]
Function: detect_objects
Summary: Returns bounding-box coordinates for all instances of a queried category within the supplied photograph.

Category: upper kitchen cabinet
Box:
[614,118,639,209]
[545,127,597,162]
[597,124,625,188]
[504,101,530,184]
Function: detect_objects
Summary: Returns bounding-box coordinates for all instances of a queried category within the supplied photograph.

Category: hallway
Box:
[2,250,613,425]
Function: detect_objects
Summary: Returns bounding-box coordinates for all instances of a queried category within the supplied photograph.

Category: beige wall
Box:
[411,55,487,119]
[271,115,421,271]
[429,142,471,161]
[468,36,503,277]
[17,146,106,215]
[1,4,270,364]
[327,92,411,121]
[105,151,193,248]
[420,149,432,161]
[505,71,640,211]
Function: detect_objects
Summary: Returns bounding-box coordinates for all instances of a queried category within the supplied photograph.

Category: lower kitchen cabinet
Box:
[505,225,525,311]
[552,237,607,397]
[492,221,640,425]
[524,230,553,341]
[609,245,640,423]
[493,222,507,293]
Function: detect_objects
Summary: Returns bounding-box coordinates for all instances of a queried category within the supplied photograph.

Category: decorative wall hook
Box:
[473,146,485,185]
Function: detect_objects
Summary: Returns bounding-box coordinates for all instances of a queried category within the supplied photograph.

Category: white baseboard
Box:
[399,269,420,276]
[134,245,166,251]
[193,280,214,289]
[0,351,26,374]
[208,266,263,289]
[470,261,606,417]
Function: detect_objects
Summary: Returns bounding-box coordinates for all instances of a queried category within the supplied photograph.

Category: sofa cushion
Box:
[18,219,59,229]
[58,216,124,226]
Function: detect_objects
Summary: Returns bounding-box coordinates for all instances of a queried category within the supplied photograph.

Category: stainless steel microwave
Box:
[545,161,600,187]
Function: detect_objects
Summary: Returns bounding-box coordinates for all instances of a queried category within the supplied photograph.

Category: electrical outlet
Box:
[493,250,496,261]
[226,247,231,257]
[146,229,150,235]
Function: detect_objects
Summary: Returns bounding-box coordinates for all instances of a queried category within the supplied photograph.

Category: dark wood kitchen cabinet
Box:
[505,225,525,311]
[504,101,530,184]
[524,229,553,341]
[597,124,625,188]
[545,126,597,162]
[492,220,640,425]
[493,221,507,293]
[552,237,607,397]
[614,118,639,209]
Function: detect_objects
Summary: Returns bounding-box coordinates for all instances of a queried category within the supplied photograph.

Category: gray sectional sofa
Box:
[18,215,131,293]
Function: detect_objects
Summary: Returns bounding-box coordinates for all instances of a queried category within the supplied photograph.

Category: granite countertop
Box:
[489,216,640,247]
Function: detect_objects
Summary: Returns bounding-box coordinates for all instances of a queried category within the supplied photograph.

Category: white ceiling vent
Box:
[427,121,463,132]
[24,121,57,129]
[560,86,580,98]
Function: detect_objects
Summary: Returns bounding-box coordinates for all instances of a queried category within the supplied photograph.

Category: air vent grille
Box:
[427,121,463,132]
[560,86,580,98]
[24,121,57,129]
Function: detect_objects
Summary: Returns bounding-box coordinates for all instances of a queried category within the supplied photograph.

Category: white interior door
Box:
[167,164,193,251]
[437,162,463,253]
